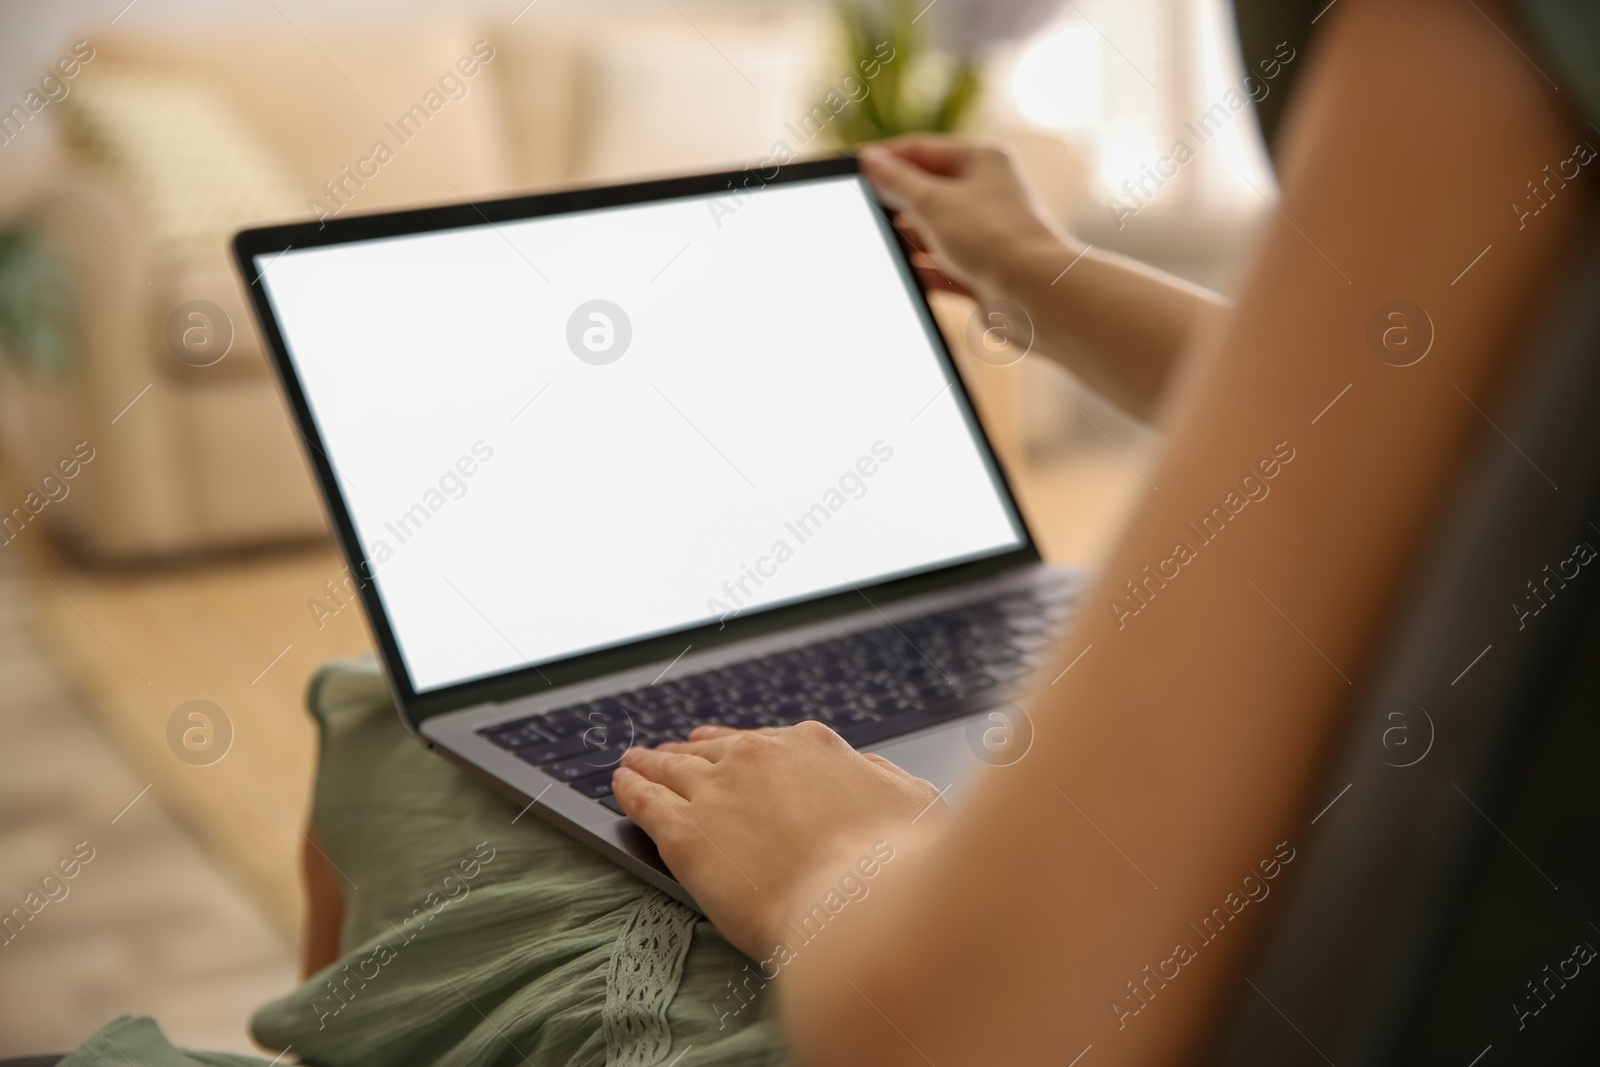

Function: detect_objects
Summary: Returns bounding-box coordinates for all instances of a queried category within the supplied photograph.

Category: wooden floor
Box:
[25,538,376,940]
[0,551,299,1058]
[0,436,1148,1058]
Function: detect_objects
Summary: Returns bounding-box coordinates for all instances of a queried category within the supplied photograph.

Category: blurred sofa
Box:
[2,11,824,560]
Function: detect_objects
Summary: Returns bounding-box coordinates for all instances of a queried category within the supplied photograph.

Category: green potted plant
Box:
[830,0,982,147]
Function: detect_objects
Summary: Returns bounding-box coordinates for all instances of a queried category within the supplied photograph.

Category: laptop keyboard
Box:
[478,584,1074,814]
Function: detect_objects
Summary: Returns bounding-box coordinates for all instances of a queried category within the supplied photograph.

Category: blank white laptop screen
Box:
[256,174,1026,693]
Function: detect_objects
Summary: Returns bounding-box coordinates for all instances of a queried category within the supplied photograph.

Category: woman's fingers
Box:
[892,212,928,252]
[859,144,941,212]
[630,724,925,793]
[665,727,789,764]
[612,717,945,959]
[683,724,781,744]
[860,136,1037,298]
[874,132,972,176]
[661,727,923,786]
[914,255,972,295]
[656,734,744,762]
[685,724,739,741]
[609,765,688,840]
[617,745,713,796]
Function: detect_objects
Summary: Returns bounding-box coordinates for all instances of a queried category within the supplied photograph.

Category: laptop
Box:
[233,155,1085,907]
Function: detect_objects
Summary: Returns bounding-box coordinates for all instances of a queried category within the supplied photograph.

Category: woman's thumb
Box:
[860,145,939,212]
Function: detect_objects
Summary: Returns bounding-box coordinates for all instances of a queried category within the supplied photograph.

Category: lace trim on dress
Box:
[603,890,699,1067]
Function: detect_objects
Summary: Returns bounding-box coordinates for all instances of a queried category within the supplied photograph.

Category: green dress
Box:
[61,658,788,1067]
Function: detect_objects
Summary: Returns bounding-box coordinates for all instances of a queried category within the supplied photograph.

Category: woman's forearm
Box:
[984,230,1230,421]
[860,139,1227,422]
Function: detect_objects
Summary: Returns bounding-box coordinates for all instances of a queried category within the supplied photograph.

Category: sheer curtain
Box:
[1000,0,1275,243]
[984,0,1275,565]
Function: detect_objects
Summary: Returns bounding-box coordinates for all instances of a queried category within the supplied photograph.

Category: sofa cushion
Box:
[62,64,303,265]
[570,10,827,183]
[87,27,517,217]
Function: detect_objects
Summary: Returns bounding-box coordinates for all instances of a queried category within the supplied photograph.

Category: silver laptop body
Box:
[235,156,1085,907]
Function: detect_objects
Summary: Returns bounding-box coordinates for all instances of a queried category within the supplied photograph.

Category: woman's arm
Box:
[617,0,1593,1061]
[775,1,1595,1063]
[860,138,1228,420]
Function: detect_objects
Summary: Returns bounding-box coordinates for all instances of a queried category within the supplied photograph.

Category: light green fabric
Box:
[60,657,788,1067]
[55,1016,267,1067]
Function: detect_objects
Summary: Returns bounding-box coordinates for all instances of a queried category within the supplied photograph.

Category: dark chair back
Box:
[1205,223,1600,1064]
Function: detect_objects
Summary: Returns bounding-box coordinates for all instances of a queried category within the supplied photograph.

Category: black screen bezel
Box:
[233,155,1040,724]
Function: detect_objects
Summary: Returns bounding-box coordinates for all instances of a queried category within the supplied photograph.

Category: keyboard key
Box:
[544,747,626,782]
[540,714,592,737]
[571,771,615,798]
[511,736,594,766]
[481,717,550,749]
[837,701,981,748]
[637,709,690,732]
[985,662,1031,684]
